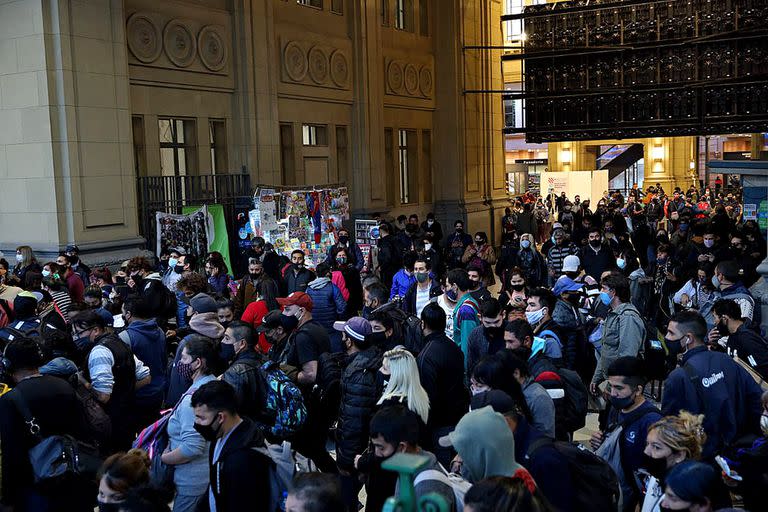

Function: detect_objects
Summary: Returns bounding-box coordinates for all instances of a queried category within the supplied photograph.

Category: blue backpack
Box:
[261,361,307,439]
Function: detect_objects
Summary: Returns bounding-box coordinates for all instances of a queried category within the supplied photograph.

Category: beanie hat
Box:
[190,293,218,314]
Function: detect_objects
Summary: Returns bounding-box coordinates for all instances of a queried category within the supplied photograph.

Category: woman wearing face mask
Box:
[241,279,280,354]
[332,247,363,318]
[41,266,73,319]
[515,233,547,288]
[204,254,230,298]
[499,267,528,311]
[11,245,42,285]
[673,263,719,328]
[638,411,720,512]
[96,449,151,512]
[161,337,218,512]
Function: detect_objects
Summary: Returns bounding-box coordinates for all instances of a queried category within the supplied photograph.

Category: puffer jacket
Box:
[336,347,382,471]
[221,350,269,423]
[592,302,645,386]
[306,278,346,333]
[552,299,584,370]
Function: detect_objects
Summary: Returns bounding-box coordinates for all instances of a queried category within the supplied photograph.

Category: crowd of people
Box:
[0,181,767,512]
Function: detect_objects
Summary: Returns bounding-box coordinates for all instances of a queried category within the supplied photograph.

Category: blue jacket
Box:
[390,270,416,300]
[0,318,40,343]
[119,319,167,405]
[306,278,346,332]
[662,345,763,459]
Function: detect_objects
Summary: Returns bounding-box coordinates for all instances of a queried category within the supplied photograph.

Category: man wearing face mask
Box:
[710,299,768,380]
[420,212,443,245]
[712,260,757,324]
[283,250,315,295]
[70,310,151,452]
[220,321,268,423]
[402,258,442,318]
[276,292,329,386]
[234,260,265,317]
[467,298,507,374]
[661,310,764,460]
[161,247,185,292]
[580,227,616,282]
[326,228,365,271]
[591,357,661,512]
[447,269,481,366]
[362,281,389,320]
[445,220,472,270]
[525,288,563,365]
[191,380,273,512]
[590,273,645,396]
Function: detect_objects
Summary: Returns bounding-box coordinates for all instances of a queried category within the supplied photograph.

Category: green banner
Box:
[183,204,233,276]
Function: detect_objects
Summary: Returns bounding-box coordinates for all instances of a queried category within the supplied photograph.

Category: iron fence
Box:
[136,173,253,265]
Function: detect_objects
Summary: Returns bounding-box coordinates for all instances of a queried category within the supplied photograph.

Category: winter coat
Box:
[118,318,167,406]
[579,244,617,281]
[336,347,382,471]
[467,325,506,375]
[417,332,468,431]
[402,280,442,316]
[516,248,547,287]
[376,235,402,285]
[662,345,763,459]
[390,269,416,300]
[592,302,645,386]
[208,418,272,511]
[306,278,346,334]
[284,266,316,294]
[221,350,268,423]
[552,299,584,370]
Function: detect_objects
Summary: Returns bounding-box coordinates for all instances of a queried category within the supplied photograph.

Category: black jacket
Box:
[417,332,468,431]
[221,350,268,423]
[726,323,768,380]
[402,280,442,316]
[377,235,402,285]
[336,347,382,471]
[284,266,315,294]
[208,418,272,512]
[579,244,617,281]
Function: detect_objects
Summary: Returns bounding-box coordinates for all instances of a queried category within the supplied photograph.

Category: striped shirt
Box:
[50,290,72,318]
[88,345,150,395]
[547,243,578,276]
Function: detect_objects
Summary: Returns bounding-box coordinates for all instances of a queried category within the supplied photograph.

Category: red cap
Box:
[277,291,314,312]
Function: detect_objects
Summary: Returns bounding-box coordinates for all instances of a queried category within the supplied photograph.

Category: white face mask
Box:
[761,414,768,436]
[15,253,24,263]
[424,243,432,251]
[525,307,546,326]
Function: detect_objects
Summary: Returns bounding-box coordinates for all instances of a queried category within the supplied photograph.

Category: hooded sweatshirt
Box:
[189,312,225,339]
[449,406,523,483]
[118,318,167,405]
[306,277,346,333]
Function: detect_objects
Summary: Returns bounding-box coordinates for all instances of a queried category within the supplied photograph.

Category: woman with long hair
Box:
[240,278,280,354]
[204,252,230,297]
[378,347,430,425]
[12,245,41,285]
[515,234,547,288]
[97,449,151,508]
[41,265,72,319]
[470,356,533,423]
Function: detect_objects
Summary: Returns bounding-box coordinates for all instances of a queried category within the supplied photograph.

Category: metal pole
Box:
[704,136,711,190]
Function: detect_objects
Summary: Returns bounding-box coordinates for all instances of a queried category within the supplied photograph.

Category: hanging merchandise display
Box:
[156,205,211,262]
[247,184,350,268]
[182,204,232,276]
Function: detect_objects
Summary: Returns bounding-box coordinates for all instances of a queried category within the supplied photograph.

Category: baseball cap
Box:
[552,222,564,231]
[333,317,372,342]
[277,292,313,312]
[65,244,80,254]
[470,390,517,414]
[552,275,583,296]
[562,255,580,272]
[255,310,283,333]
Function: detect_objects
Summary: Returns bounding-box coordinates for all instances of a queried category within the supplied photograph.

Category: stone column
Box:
[0,0,143,263]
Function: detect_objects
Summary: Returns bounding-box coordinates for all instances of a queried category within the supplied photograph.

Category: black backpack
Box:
[534,364,588,439]
[313,351,348,421]
[372,302,426,355]
[527,438,620,512]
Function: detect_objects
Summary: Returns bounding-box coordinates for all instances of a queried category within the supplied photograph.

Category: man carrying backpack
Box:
[220,321,268,424]
[335,316,380,510]
[591,357,661,512]
[590,272,645,395]
[0,292,44,346]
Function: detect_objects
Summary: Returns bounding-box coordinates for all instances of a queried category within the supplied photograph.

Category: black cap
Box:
[470,390,517,414]
[255,310,283,333]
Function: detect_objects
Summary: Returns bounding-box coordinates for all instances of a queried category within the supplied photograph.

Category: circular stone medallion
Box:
[387,61,404,92]
[308,47,329,84]
[284,42,308,82]
[419,66,433,96]
[126,13,162,63]
[404,64,419,95]
[163,20,196,68]
[198,26,227,72]
[330,50,349,88]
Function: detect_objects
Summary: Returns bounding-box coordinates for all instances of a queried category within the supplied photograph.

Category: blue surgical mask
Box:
[42,269,51,278]
[521,240,531,249]
[712,275,721,289]
[525,307,546,326]
[599,291,612,306]
[168,257,178,268]
[616,258,626,269]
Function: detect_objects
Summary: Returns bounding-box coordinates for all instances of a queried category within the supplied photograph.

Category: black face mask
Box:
[339,236,350,245]
[219,342,236,364]
[249,272,262,280]
[483,326,504,339]
[664,336,684,357]
[98,502,121,512]
[589,239,602,248]
[280,314,299,333]
[510,284,525,292]
[174,264,185,274]
[640,453,668,480]
[194,415,222,442]
[368,331,388,348]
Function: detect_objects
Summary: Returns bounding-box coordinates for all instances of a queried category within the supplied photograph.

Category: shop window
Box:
[419,0,429,36]
[209,120,227,174]
[395,0,413,32]
[159,118,196,176]
[331,0,343,14]
[302,124,328,146]
[297,0,322,8]
[132,115,147,177]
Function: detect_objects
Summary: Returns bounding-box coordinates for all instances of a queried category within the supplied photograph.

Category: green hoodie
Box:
[444,406,523,483]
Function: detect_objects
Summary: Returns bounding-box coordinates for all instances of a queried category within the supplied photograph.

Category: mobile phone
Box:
[715,455,742,481]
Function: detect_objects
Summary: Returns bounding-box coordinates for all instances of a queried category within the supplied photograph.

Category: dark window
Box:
[159,118,196,176]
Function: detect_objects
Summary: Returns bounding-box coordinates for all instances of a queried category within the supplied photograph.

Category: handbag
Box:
[8,390,103,485]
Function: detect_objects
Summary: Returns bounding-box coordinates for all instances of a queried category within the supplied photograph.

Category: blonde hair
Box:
[15,246,36,268]
[648,411,706,461]
[378,347,430,424]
